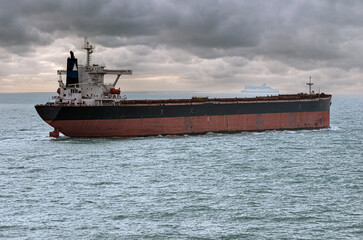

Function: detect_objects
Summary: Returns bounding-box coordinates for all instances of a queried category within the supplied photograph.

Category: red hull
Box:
[46,111,330,137]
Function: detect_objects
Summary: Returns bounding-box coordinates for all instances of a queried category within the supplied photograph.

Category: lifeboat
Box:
[110,88,121,94]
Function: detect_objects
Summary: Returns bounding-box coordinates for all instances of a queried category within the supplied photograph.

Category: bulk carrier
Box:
[35,39,332,137]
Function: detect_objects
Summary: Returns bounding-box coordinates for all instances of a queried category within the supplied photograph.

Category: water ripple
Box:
[0,94,362,239]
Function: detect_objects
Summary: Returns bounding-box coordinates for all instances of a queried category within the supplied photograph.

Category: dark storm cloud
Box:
[0,0,271,48]
[2,1,363,58]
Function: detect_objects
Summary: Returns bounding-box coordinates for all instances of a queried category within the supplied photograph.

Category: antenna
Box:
[306,76,314,94]
[83,37,94,67]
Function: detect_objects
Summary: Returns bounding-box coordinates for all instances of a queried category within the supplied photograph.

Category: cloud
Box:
[0,0,362,94]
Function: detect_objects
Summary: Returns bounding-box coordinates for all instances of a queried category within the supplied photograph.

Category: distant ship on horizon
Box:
[241,83,279,97]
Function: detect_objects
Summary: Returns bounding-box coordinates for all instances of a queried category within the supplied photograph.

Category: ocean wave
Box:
[328,125,341,131]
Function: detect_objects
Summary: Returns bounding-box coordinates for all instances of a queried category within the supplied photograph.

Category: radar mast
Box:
[306,76,314,94]
[83,37,94,67]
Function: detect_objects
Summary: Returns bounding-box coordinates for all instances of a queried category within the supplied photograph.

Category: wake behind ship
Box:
[35,39,331,137]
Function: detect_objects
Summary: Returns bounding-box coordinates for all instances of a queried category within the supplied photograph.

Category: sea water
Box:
[0,92,362,239]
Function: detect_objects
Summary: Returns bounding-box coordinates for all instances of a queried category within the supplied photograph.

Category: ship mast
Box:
[83,37,94,68]
[306,76,314,94]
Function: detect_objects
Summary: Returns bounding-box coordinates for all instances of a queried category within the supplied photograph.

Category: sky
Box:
[0,0,362,95]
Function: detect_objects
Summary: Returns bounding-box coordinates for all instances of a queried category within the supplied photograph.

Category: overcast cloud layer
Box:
[0,0,362,94]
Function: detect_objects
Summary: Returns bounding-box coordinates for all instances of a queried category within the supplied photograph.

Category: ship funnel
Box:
[66,51,79,86]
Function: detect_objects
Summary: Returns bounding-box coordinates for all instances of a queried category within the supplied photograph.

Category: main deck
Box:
[38,93,331,107]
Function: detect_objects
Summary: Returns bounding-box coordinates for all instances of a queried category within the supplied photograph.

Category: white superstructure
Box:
[53,38,132,106]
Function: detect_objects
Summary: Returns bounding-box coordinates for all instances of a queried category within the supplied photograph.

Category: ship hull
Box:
[35,95,331,137]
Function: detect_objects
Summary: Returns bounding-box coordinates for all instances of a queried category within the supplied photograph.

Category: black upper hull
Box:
[35,96,331,122]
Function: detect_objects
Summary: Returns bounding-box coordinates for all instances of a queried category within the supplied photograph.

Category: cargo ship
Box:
[35,39,331,137]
